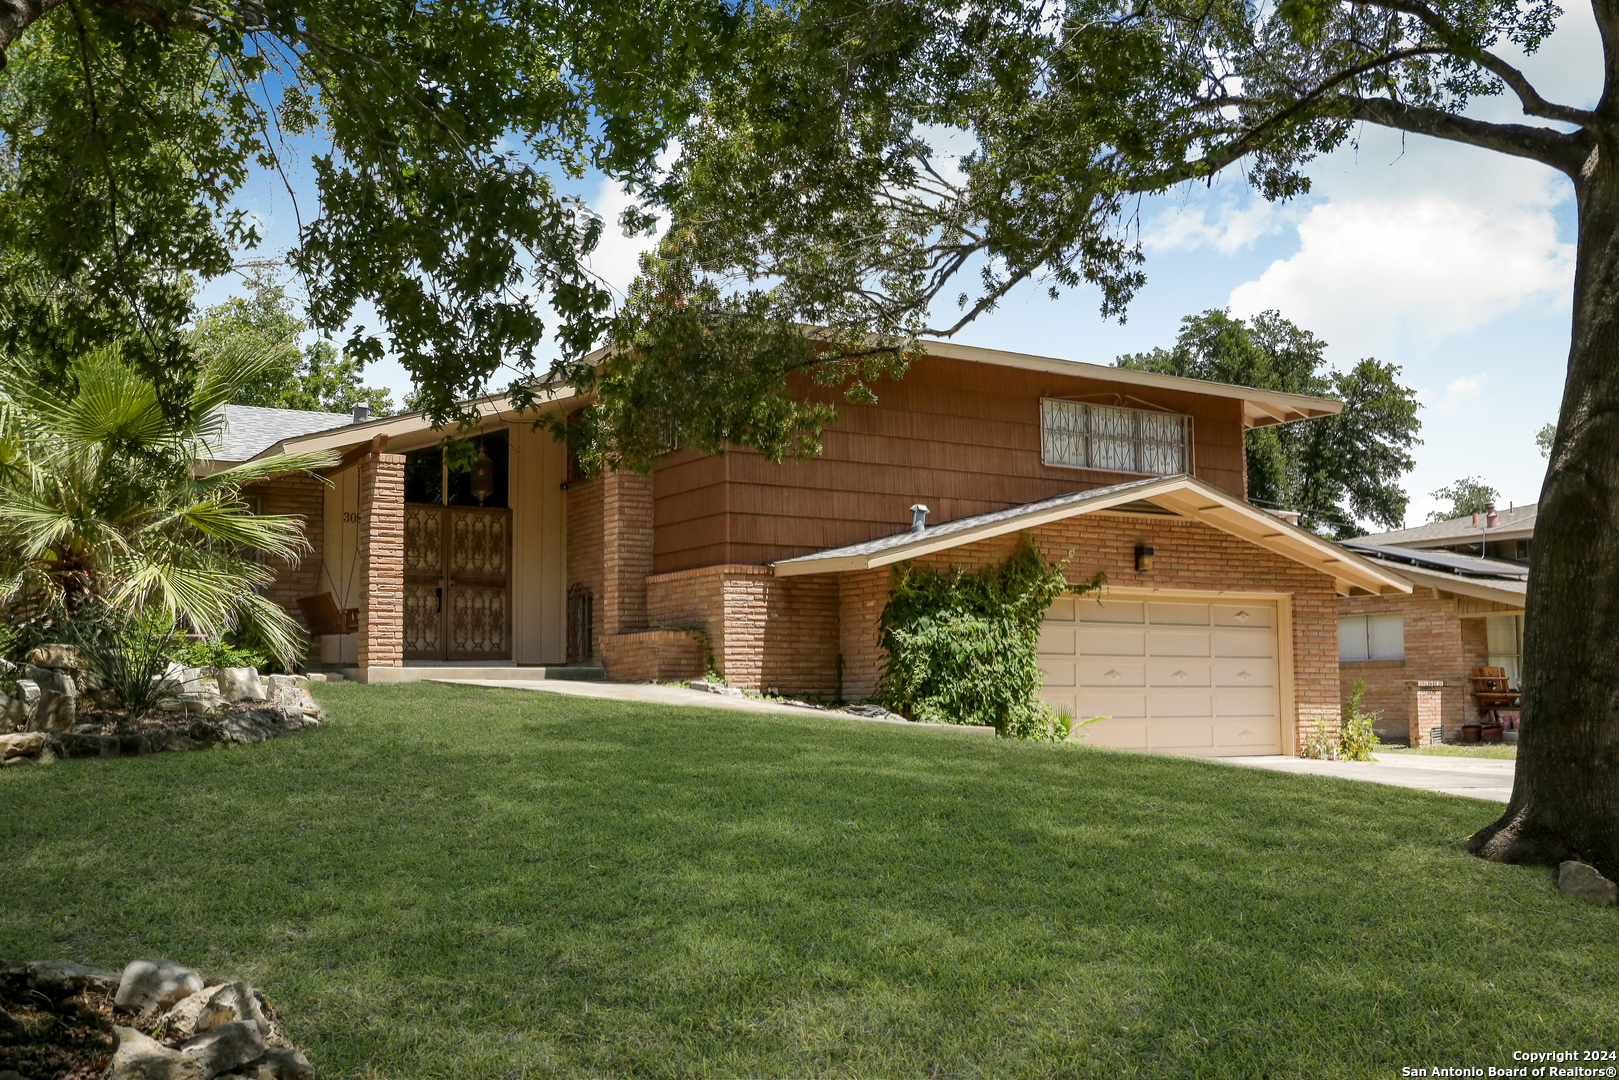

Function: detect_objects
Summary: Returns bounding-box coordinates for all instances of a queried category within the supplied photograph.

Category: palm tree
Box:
[0,341,339,666]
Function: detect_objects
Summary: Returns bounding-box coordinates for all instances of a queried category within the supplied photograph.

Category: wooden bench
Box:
[297,592,360,637]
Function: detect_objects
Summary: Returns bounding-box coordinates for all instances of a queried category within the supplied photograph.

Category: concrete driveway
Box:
[1220,753,1515,802]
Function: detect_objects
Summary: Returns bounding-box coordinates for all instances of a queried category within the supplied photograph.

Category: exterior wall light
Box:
[1135,544,1155,572]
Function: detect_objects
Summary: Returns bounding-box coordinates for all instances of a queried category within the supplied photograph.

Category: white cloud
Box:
[1227,183,1573,360]
[1148,196,1292,256]
[581,180,667,299]
[1424,372,1488,416]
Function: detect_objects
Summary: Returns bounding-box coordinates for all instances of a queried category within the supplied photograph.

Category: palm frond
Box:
[198,450,341,493]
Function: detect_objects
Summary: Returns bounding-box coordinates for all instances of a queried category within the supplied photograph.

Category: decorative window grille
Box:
[567,586,594,663]
[1040,400,1190,475]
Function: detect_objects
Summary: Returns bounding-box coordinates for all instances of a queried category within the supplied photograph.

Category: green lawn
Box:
[1380,743,1519,760]
[1,683,1609,1079]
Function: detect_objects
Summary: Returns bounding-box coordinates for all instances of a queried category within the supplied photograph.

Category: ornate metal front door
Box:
[403,503,511,661]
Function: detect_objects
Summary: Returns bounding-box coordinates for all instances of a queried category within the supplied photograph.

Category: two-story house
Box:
[227,341,1410,757]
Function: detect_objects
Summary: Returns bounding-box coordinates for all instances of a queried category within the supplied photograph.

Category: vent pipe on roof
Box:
[352,404,370,425]
[910,504,930,533]
[1486,501,1499,528]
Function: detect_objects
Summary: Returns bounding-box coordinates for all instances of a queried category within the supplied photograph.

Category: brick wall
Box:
[1338,591,1492,742]
[641,565,840,697]
[252,474,327,632]
[358,453,405,668]
[602,470,654,636]
[837,515,1342,748]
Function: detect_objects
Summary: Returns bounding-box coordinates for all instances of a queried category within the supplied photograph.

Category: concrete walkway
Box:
[1220,752,1516,802]
[425,677,996,734]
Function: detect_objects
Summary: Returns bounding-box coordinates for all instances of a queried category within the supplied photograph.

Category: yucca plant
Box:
[0,341,338,666]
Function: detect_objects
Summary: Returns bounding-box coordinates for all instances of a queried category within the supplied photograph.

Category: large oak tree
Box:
[0,0,732,416]
[608,0,1613,873]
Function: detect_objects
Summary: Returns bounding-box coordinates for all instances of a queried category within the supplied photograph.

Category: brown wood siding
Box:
[652,354,1250,573]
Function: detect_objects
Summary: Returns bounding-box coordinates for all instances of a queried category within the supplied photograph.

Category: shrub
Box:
[876,537,1103,738]
[166,639,271,673]
[1340,679,1382,761]
[69,603,184,715]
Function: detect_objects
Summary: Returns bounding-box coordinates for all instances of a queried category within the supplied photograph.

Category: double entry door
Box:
[403,503,512,661]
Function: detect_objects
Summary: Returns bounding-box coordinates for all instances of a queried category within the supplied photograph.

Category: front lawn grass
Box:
[1,683,1609,1078]
[1380,743,1519,760]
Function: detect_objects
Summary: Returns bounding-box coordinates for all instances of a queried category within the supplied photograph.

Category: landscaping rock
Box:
[0,958,122,996]
[107,1025,206,1080]
[265,675,300,708]
[12,679,39,726]
[176,1020,267,1075]
[115,959,205,1015]
[216,668,267,703]
[23,666,77,732]
[843,703,904,720]
[178,692,228,717]
[1558,860,1619,905]
[250,1046,315,1080]
[158,981,269,1040]
[26,643,89,671]
[689,679,743,697]
[0,731,47,759]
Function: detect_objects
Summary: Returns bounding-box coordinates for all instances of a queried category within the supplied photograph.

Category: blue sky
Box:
[200,5,1600,529]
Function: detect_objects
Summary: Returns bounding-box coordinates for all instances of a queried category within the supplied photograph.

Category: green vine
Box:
[876,536,1104,738]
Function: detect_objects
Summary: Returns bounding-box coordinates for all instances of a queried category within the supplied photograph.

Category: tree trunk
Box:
[1468,139,1619,874]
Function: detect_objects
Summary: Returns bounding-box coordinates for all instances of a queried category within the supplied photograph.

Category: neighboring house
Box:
[1336,505,1534,742]
[222,341,1412,757]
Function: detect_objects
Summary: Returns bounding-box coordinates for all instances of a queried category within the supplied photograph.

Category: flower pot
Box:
[1502,729,1519,745]
[1461,724,1483,744]
[1481,725,1504,743]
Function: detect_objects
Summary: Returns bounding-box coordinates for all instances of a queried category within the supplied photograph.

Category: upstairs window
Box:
[1040,399,1190,476]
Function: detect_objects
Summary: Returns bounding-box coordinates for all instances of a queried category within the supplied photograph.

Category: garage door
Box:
[1037,596,1282,756]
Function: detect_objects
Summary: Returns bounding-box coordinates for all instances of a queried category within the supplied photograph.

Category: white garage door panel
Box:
[1147,602,1211,625]
[1146,631,1213,657]
[1147,663,1211,687]
[1213,660,1276,687]
[1078,601,1145,624]
[1153,724,1216,749]
[1079,628,1146,655]
[1213,632,1274,658]
[1212,603,1273,628]
[1037,627,1076,654]
[1079,662,1145,687]
[1147,692,1213,718]
[1080,692,1149,718]
[1039,595,1283,757]
[1040,660,1077,688]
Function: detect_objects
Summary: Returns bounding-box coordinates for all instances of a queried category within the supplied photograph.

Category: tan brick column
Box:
[1407,680,1445,747]
[358,453,406,669]
[601,469,655,636]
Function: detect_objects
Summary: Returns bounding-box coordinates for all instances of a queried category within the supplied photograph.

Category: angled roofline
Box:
[245,334,1339,462]
[773,474,1411,597]
[248,384,583,461]
[1359,559,1527,609]
[918,340,1344,427]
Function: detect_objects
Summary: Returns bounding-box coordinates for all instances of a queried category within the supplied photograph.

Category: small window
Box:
[1338,613,1405,661]
[1486,614,1523,688]
[1040,399,1190,476]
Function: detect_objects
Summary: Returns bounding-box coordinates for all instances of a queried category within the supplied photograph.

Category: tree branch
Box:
[0,0,66,63]
[1350,0,1598,127]
[1339,96,1587,174]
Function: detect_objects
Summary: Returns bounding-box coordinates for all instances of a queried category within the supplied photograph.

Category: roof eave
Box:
[916,340,1344,427]
[775,475,1411,597]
